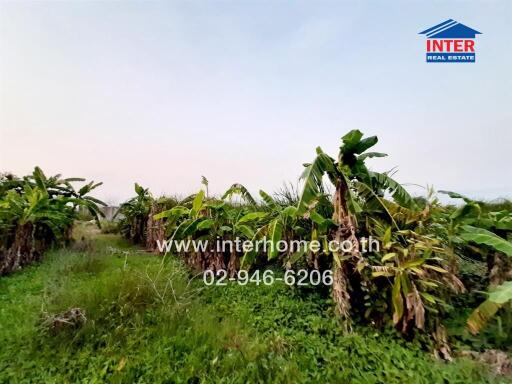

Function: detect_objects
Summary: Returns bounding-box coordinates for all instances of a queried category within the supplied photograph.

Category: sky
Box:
[0,1,510,204]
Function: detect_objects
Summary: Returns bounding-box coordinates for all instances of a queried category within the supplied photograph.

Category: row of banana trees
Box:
[0,167,105,275]
[117,130,512,341]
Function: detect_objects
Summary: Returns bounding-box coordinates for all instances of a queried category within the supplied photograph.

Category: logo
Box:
[419,19,481,63]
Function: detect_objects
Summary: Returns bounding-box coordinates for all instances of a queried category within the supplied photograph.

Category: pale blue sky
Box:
[1,1,510,203]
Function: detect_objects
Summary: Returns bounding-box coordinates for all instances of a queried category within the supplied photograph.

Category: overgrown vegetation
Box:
[1,130,511,381]
[0,228,506,383]
[116,131,510,346]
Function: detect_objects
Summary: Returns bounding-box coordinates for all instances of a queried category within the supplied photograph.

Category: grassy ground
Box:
[0,226,507,383]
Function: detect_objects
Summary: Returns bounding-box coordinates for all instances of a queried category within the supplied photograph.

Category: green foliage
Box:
[99,220,119,234]
[296,147,336,215]
[0,167,105,238]
[0,234,502,383]
[489,281,512,304]
[369,171,417,209]
[111,130,512,342]
[435,192,512,334]
[460,226,512,257]
[116,183,153,244]
[0,168,105,274]
[468,281,512,335]
[3,131,512,381]
[222,183,257,205]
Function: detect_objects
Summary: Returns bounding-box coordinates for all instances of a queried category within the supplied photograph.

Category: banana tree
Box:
[463,217,512,286]
[460,228,512,334]
[437,192,512,334]
[153,189,210,266]
[190,199,266,274]
[222,183,257,206]
[439,191,512,286]
[116,183,152,244]
[154,187,266,273]
[0,185,75,274]
[221,207,267,276]
[0,168,105,275]
[296,130,415,328]
[240,190,301,268]
[368,223,464,333]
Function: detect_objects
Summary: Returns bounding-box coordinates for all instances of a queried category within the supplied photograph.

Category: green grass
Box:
[0,230,506,383]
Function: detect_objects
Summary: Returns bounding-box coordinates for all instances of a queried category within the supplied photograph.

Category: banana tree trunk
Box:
[332,263,351,328]
[488,251,512,287]
[130,215,147,245]
[146,203,166,252]
[487,228,512,287]
[331,180,360,329]
[204,247,225,273]
[227,248,239,277]
[0,223,37,275]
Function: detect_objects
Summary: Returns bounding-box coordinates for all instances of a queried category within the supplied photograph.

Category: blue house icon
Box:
[419,19,482,39]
